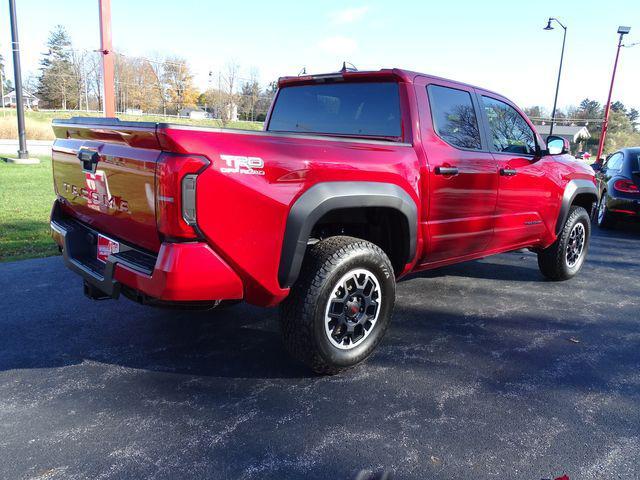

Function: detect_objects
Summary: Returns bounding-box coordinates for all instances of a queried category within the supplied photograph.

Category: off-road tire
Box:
[279,236,396,374]
[538,206,591,281]
[596,192,616,229]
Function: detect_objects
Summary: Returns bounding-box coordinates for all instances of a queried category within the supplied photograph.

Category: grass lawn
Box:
[0,112,263,262]
[0,156,58,262]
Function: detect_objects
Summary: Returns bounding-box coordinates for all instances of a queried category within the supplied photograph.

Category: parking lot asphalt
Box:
[1,224,639,480]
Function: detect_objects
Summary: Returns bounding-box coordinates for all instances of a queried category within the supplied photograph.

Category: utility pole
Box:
[596,26,631,162]
[99,0,115,116]
[7,0,29,161]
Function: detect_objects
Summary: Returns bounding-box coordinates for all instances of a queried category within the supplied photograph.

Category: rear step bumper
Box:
[50,201,244,304]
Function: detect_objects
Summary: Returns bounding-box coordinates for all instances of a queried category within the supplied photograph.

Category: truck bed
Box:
[51,117,418,306]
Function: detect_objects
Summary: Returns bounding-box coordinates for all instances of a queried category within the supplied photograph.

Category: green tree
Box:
[628,108,639,131]
[604,109,640,152]
[577,98,601,119]
[36,25,79,109]
[610,100,626,113]
[196,92,207,108]
[255,80,277,121]
[0,53,13,94]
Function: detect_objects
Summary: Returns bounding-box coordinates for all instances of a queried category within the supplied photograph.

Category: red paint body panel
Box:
[50,68,596,307]
[160,124,421,305]
[113,242,243,302]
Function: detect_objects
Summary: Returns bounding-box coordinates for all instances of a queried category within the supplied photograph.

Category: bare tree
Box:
[147,53,167,115]
[85,52,102,111]
[442,105,482,149]
[239,68,261,121]
[217,61,240,125]
[70,49,87,110]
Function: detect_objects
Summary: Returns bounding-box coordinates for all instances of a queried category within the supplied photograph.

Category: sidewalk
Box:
[0,139,53,157]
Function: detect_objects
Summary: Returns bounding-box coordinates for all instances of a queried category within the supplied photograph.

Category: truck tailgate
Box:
[51,119,162,252]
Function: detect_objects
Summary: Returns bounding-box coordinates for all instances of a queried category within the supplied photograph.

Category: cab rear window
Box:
[267,82,402,139]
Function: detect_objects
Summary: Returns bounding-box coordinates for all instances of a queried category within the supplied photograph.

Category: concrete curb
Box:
[0,139,53,156]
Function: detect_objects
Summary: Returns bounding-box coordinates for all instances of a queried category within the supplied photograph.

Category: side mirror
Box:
[546,135,569,155]
[590,162,602,172]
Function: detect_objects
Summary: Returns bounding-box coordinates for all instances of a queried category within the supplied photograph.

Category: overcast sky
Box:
[1,0,639,112]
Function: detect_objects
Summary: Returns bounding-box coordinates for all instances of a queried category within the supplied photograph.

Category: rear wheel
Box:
[596,192,616,229]
[279,236,395,374]
[538,206,591,281]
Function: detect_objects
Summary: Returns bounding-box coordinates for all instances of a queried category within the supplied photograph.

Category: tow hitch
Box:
[83,281,112,301]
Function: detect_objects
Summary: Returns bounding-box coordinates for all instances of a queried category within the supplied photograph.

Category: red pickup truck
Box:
[50,68,598,374]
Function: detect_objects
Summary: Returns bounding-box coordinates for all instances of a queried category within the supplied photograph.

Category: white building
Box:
[178,107,209,120]
[2,89,40,109]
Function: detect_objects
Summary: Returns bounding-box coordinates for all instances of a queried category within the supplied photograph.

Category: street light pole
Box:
[8,0,28,159]
[543,17,567,136]
[595,26,631,163]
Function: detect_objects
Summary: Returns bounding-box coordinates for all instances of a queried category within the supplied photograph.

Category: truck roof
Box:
[277,68,504,98]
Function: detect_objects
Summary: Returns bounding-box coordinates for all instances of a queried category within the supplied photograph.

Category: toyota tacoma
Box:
[50,68,598,373]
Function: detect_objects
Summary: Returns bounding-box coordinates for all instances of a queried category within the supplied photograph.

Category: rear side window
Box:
[427,85,482,150]
[482,96,536,155]
[267,82,402,139]
[605,152,624,171]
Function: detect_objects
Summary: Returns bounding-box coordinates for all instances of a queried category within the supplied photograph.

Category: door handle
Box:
[500,168,517,177]
[435,166,459,176]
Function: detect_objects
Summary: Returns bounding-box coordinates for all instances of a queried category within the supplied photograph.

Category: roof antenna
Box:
[298,66,307,76]
[340,61,358,73]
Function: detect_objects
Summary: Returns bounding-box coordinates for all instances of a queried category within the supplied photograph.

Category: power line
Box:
[37,72,273,98]
[529,116,605,123]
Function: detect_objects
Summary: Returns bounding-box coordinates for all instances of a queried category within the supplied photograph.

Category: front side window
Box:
[427,85,482,150]
[482,96,537,155]
[267,82,401,139]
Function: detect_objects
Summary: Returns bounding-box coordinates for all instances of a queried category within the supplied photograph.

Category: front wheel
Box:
[537,206,591,281]
[279,236,396,374]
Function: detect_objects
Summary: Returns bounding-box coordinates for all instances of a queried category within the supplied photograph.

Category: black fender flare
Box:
[278,182,418,288]
[556,179,599,234]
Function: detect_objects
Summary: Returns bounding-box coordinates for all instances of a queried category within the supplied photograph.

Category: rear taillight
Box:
[614,179,639,194]
[156,154,210,240]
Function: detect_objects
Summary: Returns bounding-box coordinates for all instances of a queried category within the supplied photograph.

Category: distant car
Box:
[575,151,591,160]
[592,148,640,228]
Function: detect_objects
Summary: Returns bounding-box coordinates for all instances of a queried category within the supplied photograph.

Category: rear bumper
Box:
[50,202,244,303]
[607,196,640,217]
